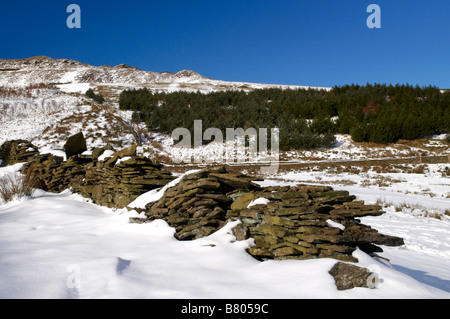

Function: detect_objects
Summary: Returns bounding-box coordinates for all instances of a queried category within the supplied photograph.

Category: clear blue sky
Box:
[1,0,449,88]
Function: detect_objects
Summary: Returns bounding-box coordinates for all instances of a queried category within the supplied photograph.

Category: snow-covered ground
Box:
[268,164,450,205]
[258,177,450,297]
[0,164,449,299]
[0,87,85,145]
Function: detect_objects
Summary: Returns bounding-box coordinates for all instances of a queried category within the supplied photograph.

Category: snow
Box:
[326,219,346,231]
[248,198,271,208]
[0,88,85,145]
[128,170,200,209]
[0,192,446,299]
[39,148,67,161]
[1,163,450,299]
[115,156,132,165]
[360,208,450,293]
[97,150,115,162]
[57,83,90,94]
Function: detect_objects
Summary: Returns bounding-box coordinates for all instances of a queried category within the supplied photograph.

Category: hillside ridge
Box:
[0,56,330,92]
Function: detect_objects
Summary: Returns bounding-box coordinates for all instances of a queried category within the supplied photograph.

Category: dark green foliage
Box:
[350,124,369,143]
[119,84,449,149]
[86,89,105,104]
[334,84,449,143]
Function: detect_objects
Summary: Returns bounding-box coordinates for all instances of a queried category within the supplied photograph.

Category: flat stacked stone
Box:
[77,155,174,208]
[230,186,404,262]
[142,168,404,263]
[143,167,263,240]
[22,144,175,209]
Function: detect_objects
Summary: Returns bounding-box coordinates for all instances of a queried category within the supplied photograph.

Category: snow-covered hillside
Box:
[0,56,330,93]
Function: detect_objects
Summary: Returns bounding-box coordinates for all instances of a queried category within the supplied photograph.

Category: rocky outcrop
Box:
[0,140,39,167]
[140,168,404,263]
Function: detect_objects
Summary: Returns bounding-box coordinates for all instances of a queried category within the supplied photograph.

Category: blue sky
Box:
[1,0,449,88]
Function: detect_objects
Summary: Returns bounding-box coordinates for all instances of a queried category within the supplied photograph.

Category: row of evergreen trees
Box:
[85,89,105,104]
[119,84,450,150]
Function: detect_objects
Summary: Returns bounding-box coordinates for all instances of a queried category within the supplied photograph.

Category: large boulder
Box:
[63,132,87,158]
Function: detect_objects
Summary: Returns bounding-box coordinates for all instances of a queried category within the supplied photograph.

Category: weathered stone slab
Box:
[64,132,87,158]
[329,262,375,290]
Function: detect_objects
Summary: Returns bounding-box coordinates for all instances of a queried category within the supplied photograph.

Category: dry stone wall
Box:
[140,167,263,240]
[230,185,404,262]
[21,145,175,209]
[139,167,404,263]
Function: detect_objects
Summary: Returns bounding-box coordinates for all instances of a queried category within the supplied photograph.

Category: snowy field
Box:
[0,163,449,299]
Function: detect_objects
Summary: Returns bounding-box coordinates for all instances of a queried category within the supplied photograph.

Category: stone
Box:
[114,193,131,209]
[196,193,231,203]
[247,247,272,259]
[182,180,221,192]
[262,214,285,226]
[64,132,87,158]
[209,173,254,189]
[192,208,213,218]
[0,140,39,166]
[232,223,249,241]
[112,144,137,158]
[91,148,105,161]
[21,145,175,209]
[280,198,309,207]
[329,262,375,290]
[239,209,262,220]
[230,192,255,211]
[167,213,189,226]
[194,199,218,207]
[274,246,299,257]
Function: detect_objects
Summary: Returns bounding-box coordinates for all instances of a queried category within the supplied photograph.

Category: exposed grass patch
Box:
[0,170,38,203]
[377,201,450,220]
